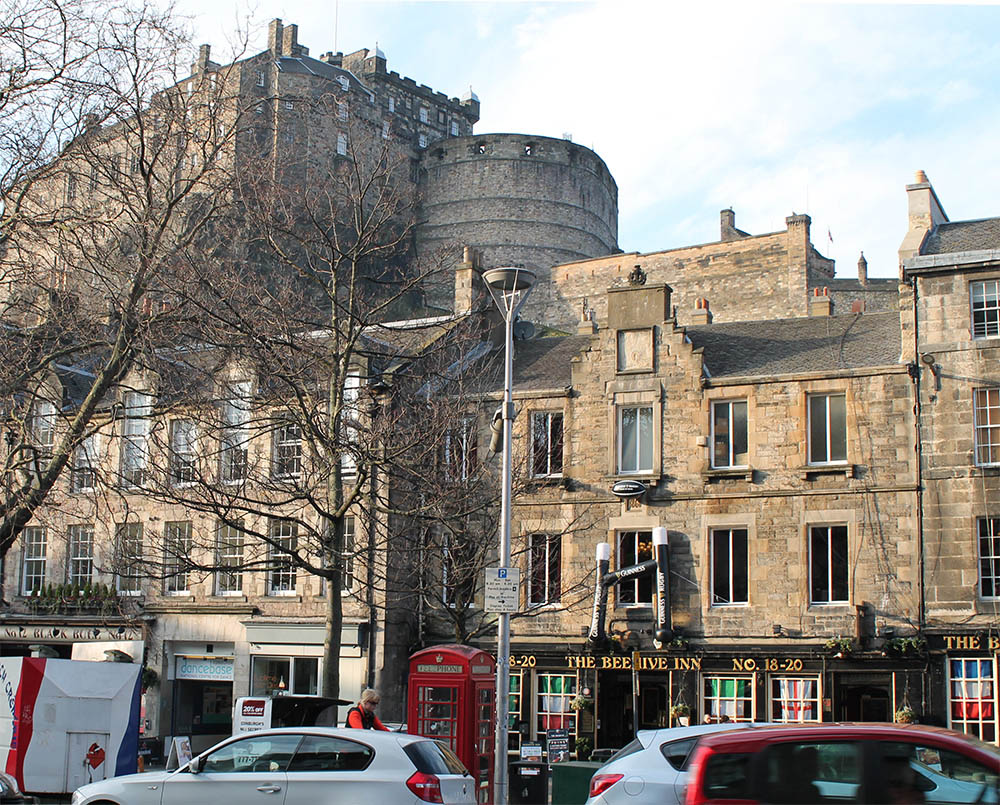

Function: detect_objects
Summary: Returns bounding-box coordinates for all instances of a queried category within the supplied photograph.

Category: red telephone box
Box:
[407,644,496,804]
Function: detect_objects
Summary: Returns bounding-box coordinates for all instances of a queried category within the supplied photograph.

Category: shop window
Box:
[268,518,297,595]
[416,684,459,752]
[120,390,152,487]
[215,522,244,595]
[711,400,748,468]
[617,530,652,605]
[20,526,46,595]
[617,404,653,474]
[287,734,373,772]
[164,520,192,594]
[71,433,99,492]
[711,528,748,606]
[971,279,1000,339]
[169,418,197,485]
[980,517,1000,599]
[67,524,94,588]
[221,381,250,482]
[531,411,563,477]
[948,658,997,744]
[114,523,143,594]
[272,419,302,480]
[807,393,847,465]
[770,677,821,722]
[201,733,301,773]
[703,675,754,722]
[974,388,1000,466]
[536,673,577,743]
[809,525,849,604]
[528,533,561,605]
[251,656,318,696]
[508,672,523,752]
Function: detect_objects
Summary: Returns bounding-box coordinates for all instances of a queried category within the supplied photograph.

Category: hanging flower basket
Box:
[824,636,855,657]
[894,706,917,724]
[570,693,593,712]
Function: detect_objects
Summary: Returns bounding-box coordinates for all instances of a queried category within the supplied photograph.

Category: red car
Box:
[684,723,999,805]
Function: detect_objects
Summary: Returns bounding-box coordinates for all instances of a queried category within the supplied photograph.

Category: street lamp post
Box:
[482,265,535,805]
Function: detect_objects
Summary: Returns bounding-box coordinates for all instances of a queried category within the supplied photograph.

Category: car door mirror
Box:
[187,757,201,775]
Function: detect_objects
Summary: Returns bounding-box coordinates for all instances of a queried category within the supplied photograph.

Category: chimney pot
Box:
[915,169,928,184]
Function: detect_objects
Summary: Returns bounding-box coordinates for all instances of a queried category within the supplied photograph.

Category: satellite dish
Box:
[512,319,535,340]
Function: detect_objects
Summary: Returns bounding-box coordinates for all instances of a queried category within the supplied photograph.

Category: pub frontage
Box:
[500,633,998,757]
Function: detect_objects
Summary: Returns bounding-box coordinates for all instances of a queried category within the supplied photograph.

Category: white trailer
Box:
[0,657,141,795]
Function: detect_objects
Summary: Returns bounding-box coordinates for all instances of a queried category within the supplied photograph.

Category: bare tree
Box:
[0,0,245,559]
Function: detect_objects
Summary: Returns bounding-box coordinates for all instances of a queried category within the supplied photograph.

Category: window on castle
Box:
[388,97,395,113]
[338,101,347,121]
[437,109,446,124]
[711,527,748,606]
[971,280,1000,339]
[338,76,349,91]
[215,522,244,596]
[169,418,197,485]
[284,100,293,111]
[617,405,653,474]
[418,134,427,149]
[418,107,428,124]
[164,520,192,595]
[531,411,563,478]
[268,519,297,595]
[617,530,652,605]
[711,400,748,469]
[450,120,459,137]
[114,522,143,595]
[528,533,561,606]
[21,527,46,595]
[979,517,1000,599]
[120,391,152,487]
[809,525,848,604]
[807,393,846,465]
[337,132,347,156]
[382,121,390,140]
[974,387,1000,466]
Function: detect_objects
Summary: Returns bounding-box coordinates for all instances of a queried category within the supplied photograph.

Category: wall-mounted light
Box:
[772,624,784,636]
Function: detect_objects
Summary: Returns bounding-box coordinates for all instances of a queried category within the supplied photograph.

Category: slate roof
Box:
[489,334,591,394]
[685,311,901,378]
[923,218,1000,255]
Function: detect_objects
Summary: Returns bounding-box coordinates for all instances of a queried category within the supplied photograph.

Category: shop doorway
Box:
[835,675,891,722]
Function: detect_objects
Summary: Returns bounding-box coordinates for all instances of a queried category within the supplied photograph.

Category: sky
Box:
[173,1,1000,280]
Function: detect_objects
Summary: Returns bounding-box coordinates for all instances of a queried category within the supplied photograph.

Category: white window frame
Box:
[164,520,192,595]
[450,120,459,136]
[272,420,302,480]
[535,673,577,741]
[120,391,152,487]
[72,433,99,492]
[443,418,477,482]
[809,524,849,605]
[342,515,355,594]
[250,655,319,696]
[418,107,428,124]
[215,522,244,596]
[710,527,749,607]
[169,418,197,485]
[947,657,999,744]
[974,387,1000,467]
[67,524,94,588]
[21,526,46,595]
[381,121,390,140]
[418,133,427,149]
[30,400,56,457]
[114,522,143,595]
[341,373,360,475]
[703,675,755,722]
[528,533,561,606]
[255,70,265,87]
[336,132,347,156]
[979,516,1000,600]
[530,411,563,478]
[807,392,847,465]
[711,399,748,469]
[221,382,251,483]
[268,518,297,596]
[971,279,1000,340]
[617,404,654,475]
[770,676,822,723]
[337,101,348,121]
[338,76,349,91]
[387,97,395,113]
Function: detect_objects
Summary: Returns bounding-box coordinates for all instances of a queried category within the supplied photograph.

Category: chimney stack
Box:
[857,252,868,286]
[691,297,713,325]
[268,19,284,56]
[898,169,948,268]
[720,209,738,241]
[809,287,832,317]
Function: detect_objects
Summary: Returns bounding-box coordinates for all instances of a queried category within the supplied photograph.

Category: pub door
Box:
[835,674,891,722]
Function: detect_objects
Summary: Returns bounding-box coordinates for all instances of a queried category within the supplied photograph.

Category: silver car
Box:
[587,723,759,805]
[72,727,476,805]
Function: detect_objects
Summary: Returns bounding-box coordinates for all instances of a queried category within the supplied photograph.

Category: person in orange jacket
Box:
[346,688,389,730]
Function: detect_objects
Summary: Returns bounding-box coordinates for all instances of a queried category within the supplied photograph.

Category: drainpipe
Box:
[908,274,926,631]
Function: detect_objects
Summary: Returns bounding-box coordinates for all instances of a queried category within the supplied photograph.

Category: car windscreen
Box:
[403,740,469,776]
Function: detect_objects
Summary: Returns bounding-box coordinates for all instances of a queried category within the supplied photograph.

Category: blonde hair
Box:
[360,688,380,705]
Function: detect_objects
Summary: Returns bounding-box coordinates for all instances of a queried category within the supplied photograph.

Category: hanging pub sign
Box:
[611,480,647,498]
